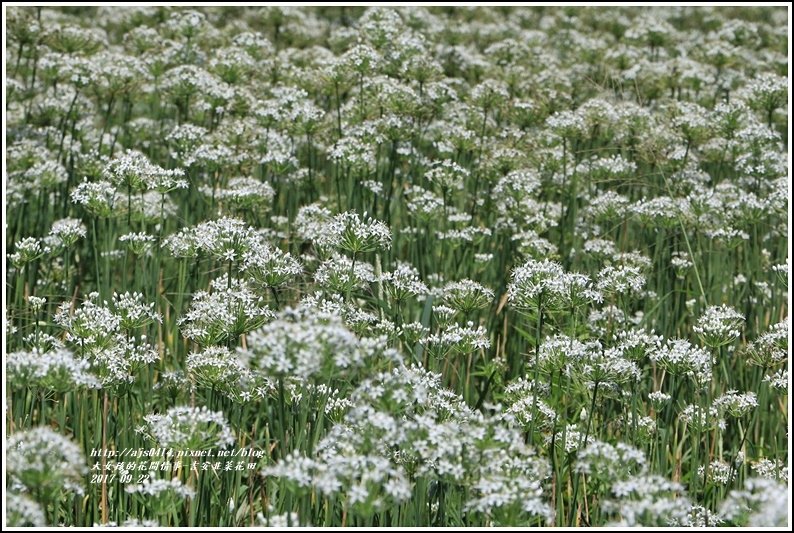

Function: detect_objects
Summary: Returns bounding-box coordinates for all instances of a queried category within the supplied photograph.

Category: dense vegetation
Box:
[4,6,789,528]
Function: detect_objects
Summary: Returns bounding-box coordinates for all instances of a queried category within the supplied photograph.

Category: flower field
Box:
[4,6,790,528]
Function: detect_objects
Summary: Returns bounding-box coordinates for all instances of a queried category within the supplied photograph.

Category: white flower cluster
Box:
[649,338,713,385]
[47,218,87,248]
[186,346,253,399]
[698,459,736,485]
[381,262,429,302]
[265,364,552,521]
[7,427,88,496]
[245,308,367,380]
[604,475,691,527]
[140,406,235,450]
[745,319,787,368]
[316,211,392,254]
[180,277,274,346]
[103,149,187,192]
[118,232,156,254]
[575,440,647,481]
[694,304,745,347]
[199,177,275,211]
[5,493,46,527]
[719,478,788,527]
[751,459,788,483]
[713,390,757,418]
[6,347,100,391]
[442,279,494,313]
[53,292,160,386]
[507,259,566,309]
[423,321,491,358]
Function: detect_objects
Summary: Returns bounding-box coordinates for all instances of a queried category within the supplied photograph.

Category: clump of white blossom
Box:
[138,406,235,450]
